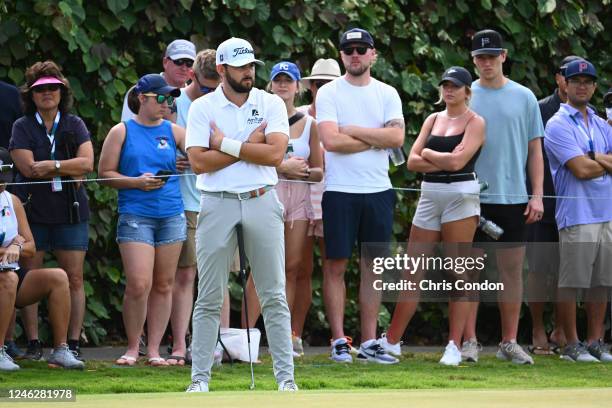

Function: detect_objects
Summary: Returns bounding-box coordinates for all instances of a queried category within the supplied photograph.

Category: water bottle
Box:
[388,147,405,166]
[478,216,504,240]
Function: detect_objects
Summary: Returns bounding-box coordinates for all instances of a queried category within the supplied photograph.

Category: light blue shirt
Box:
[544,104,612,230]
[471,79,544,204]
[175,89,200,212]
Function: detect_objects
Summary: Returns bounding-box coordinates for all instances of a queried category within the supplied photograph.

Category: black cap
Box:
[558,55,582,74]
[439,66,472,87]
[0,147,14,184]
[603,87,612,108]
[471,29,504,56]
[564,59,597,80]
[340,28,374,48]
[135,74,180,97]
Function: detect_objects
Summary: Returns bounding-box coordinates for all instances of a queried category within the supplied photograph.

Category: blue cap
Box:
[135,74,180,97]
[564,59,597,80]
[270,61,301,81]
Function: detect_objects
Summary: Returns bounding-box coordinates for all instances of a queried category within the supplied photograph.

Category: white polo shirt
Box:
[185,86,289,193]
[316,76,404,194]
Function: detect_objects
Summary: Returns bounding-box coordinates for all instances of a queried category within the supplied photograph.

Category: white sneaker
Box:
[186,380,209,392]
[439,341,462,366]
[461,338,482,363]
[0,345,20,371]
[379,333,402,357]
[330,337,353,363]
[278,379,299,392]
[356,339,399,364]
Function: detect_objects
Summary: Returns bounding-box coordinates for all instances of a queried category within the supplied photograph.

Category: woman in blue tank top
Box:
[98,74,186,367]
[380,67,486,366]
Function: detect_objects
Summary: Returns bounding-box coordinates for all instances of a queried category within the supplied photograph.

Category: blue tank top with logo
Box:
[118,119,184,218]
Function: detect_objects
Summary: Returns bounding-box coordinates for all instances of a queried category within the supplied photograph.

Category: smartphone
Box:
[155,170,173,182]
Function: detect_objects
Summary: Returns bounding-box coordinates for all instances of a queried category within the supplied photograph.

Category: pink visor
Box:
[30,76,64,88]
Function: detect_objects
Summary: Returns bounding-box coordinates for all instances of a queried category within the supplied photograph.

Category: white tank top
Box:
[0,191,19,269]
[287,115,312,160]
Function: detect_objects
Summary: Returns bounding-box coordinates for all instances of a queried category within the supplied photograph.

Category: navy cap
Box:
[135,74,180,97]
[340,28,374,48]
[0,147,14,184]
[270,61,301,81]
[439,66,472,87]
[471,29,504,56]
[564,59,597,80]
[604,87,612,108]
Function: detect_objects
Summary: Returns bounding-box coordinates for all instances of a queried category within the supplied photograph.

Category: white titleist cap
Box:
[216,37,263,67]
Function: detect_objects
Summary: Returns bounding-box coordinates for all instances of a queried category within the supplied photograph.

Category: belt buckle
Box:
[237,191,250,201]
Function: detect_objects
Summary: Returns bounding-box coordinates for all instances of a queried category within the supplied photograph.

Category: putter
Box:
[236,223,255,390]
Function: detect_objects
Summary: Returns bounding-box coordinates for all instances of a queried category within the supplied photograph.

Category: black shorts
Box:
[322,189,396,259]
[474,203,527,246]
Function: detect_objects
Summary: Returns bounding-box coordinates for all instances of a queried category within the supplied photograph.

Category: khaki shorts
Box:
[559,221,612,288]
[178,211,198,268]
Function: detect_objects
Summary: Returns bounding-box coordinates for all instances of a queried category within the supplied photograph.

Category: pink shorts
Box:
[276,180,313,222]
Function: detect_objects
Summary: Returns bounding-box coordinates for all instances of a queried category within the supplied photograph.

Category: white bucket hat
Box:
[301,58,341,88]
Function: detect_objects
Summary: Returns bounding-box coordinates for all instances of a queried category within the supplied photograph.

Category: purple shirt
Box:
[544,104,612,230]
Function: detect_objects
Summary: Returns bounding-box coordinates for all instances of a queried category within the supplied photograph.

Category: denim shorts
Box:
[30,222,89,251]
[116,213,187,247]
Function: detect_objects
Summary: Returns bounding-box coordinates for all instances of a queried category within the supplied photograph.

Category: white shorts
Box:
[412,180,480,231]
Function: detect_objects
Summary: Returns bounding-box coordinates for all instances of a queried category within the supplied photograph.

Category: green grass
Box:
[2,353,612,394]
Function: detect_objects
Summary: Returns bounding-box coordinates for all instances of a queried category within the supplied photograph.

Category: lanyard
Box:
[35,111,61,158]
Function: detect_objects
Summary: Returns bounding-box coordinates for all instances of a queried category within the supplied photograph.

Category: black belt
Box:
[203,185,274,200]
[422,172,477,183]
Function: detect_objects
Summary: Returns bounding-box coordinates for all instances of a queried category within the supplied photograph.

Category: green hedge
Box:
[1,0,609,346]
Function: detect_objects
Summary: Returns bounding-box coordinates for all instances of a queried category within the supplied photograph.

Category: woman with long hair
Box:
[380,67,485,365]
[99,74,186,366]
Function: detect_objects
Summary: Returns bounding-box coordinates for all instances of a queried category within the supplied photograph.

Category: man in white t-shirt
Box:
[184,37,297,392]
[120,39,196,121]
[316,28,405,364]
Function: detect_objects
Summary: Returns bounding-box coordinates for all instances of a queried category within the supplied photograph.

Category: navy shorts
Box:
[473,203,527,246]
[116,213,186,247]
[322,189,396,259]
[30,222,89,251]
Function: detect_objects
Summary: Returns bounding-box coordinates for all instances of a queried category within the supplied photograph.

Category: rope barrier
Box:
[2,172,610,200]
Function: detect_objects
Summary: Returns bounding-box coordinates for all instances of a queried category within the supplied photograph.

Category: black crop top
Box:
[423,113,480,176]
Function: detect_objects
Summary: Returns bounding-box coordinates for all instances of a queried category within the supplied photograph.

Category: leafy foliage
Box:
[1,0,609,345]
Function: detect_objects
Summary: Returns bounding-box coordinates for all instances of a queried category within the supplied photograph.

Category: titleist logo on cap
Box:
[232,47,254,57]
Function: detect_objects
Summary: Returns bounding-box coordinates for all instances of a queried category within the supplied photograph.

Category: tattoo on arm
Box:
[384,118,405,129]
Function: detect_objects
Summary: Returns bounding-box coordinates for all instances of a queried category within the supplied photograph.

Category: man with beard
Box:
[316,28,404,364]
[184,37,297,392]
[545,59,612,362]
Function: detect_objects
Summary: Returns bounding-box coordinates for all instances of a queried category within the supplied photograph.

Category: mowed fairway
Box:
[10,388,612,408]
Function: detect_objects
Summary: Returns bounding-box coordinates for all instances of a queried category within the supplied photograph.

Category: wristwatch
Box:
[588,151,595,160]
[55,160,61,172]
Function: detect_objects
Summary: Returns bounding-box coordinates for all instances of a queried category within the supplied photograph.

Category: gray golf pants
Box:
[191,189,294,384]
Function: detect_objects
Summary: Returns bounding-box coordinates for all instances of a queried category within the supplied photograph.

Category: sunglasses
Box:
[313,80,330,89]
[170,58,194,68]
[341,46,369,56]
[32,84,61,93]
[567,78,595,87]
[142,93,175,105]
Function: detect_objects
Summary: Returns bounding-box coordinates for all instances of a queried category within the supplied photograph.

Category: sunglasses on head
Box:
[32,84,61,93]
[313,80,330,89]
[341,46,369,56]
[142,93,175,105]
[170,58,194,68]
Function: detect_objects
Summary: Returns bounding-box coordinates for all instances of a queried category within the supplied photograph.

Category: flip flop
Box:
[115,355,138,366]
[528,345,554,356]
[146,357,169,367]
[166,355,186,366]
[549,342,563,355]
